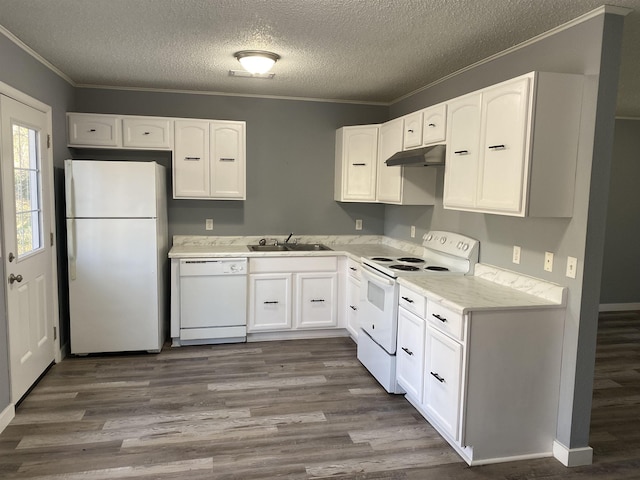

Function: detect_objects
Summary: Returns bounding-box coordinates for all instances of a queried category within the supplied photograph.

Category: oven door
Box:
[360,265,399,354]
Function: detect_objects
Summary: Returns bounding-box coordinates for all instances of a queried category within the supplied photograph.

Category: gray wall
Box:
[386,13,624,451]
[600,119,640,304]
[0,34,75,411]
[73,90,388,240]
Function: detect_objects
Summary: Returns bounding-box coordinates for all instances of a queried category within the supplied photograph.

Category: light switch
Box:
[411,225,416,238]
[355,219,363,230]
[512,246,521,264]
[205,219,213,230]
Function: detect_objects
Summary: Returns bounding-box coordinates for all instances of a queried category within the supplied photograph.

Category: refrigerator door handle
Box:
[68,218,76,280]
[65,159,75,219]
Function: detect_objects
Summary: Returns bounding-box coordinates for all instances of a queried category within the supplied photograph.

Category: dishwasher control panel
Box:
[180,258,247,275]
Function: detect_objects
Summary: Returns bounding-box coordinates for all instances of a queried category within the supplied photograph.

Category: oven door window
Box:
[367,280,386,312]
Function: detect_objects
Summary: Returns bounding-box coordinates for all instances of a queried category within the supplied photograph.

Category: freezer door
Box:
[65,160,159,218]
[68,218,162,354]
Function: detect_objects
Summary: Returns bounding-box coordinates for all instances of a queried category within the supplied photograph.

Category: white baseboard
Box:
[0,403,15,434]
[553,440,593,466]
[599,302,640,312]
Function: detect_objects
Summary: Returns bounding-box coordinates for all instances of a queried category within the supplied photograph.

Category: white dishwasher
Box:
[178,258,247,344]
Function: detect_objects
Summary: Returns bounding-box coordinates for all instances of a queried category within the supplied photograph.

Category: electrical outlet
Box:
[355,219,363,231]
[566,256,578,279]
[544,251,554,272]
[205,218,213,230]
[512,245,521,264]
[410,225,416,238]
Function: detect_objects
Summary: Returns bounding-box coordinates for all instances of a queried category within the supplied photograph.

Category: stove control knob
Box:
[457,241,463,249]
[462,243,469,251]
[426,234,433,242]
[440,236,447,244]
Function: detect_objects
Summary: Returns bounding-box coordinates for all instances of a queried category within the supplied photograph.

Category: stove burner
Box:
[397,257,425,263]
[390,264,420,271]
[425,266,449,271]
[371,257,393,262]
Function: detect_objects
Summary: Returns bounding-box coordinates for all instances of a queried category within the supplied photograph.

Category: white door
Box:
[0,95,55,403]
[210,121,246,199]
[296,272,338,329]
[173,120,210,198]
[343,126,378,201]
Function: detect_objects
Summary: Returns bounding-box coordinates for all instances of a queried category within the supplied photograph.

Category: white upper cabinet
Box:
[123,117,173,149]
[403,111,423,149]
[210,121,246,199]
[376,118,404,203]
[422,103,447,145]
[334,125,379,202]
[443,72,583,217]
[174,119,246,200]
[68,113,122,147]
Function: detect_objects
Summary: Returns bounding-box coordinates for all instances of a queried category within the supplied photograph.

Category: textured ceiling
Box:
[0,0,638,115]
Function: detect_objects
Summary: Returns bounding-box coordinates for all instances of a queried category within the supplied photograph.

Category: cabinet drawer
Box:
[399,285,426,318]
[346,258,361,280]
[123,117,173,149]
[68,113,121,147]
[250,256,337,273]
[427,301,464,341]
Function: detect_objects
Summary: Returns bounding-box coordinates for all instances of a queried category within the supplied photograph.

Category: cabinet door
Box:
[376,118,403,203]
[296,272,338,329]
[174,120,210,198]
[403,111,423,149]
[210,121,246,199]
[123,117,173,149]
[68,114,121,147]
[422,103,447,145]
[342,126,378,201]
[346,276,360,340]
[443,94,482,209]
[249,274,292,331]
[396,308,426,402]
[476,77,531,214]
[424,327,463,441]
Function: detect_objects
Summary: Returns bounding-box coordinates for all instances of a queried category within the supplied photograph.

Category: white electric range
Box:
[357,231,479,393]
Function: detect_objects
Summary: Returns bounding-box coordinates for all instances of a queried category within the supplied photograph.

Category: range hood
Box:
[385,144,446,167]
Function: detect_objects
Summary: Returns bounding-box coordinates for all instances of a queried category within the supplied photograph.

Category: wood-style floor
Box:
[1,311,639,479]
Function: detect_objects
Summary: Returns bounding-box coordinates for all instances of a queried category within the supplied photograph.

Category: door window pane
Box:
[12,124,42,257]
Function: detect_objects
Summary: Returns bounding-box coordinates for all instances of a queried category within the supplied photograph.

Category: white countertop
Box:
[168,236,567,315]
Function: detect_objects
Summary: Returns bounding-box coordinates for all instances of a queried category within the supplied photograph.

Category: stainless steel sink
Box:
[247,245,289,251]
[284,243,332,251]
[247,243,332,252]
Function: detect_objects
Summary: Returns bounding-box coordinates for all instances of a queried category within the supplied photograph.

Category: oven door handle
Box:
[361,264,396,286]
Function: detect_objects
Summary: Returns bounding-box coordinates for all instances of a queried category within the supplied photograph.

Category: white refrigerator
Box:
[65,160,168,354]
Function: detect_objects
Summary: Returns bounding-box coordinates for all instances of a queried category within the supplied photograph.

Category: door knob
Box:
[8,274,23,284]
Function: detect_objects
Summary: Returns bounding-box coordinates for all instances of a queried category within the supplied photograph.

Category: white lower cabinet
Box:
[345,275,360,340]
[396,288,565,465]
[296,273,338,329]
[248,257,339,334]
[396,307,426,402]
[249,273,292,331]
[423,326,463,441]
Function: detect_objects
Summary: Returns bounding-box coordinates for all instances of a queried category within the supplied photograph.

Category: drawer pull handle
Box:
[143,131,151,135]
[350,305,357,311]
[184,156,201,161]
[407,129,414,133]
[220,157,235,162]
[401,296,414,303]
[454,150,468,155]
[352,163,366,166]
[349,267,357,271]
[428,123,436,127]
[89,129,96,132]
[401,347,413,356]
[430,372,445,383]
[432,313,447,323]
[488,144,506,150]
[263,301,279,304]
[310,299,325,303]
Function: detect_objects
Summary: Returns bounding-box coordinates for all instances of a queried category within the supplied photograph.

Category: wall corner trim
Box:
[552,440,593,467]
[0,403,15,435]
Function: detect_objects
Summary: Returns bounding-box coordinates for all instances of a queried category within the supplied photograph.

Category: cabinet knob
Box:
[407,129,414,133]
[488,144,506,150]
[453,150,468,155]
[352,163,366,166]
[89,129,96,132]
[401,346,413,356]
[401,296,414,303]
[350,305,357,311]
[428,123,436,127]
[263,300,279,304]
[430,371,445,383]
[143,132,151,135]
[184,157,201,161]
[432,313,447,323]
[310,299,325,303]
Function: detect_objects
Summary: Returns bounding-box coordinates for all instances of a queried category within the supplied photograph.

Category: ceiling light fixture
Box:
[234,50,280,75]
